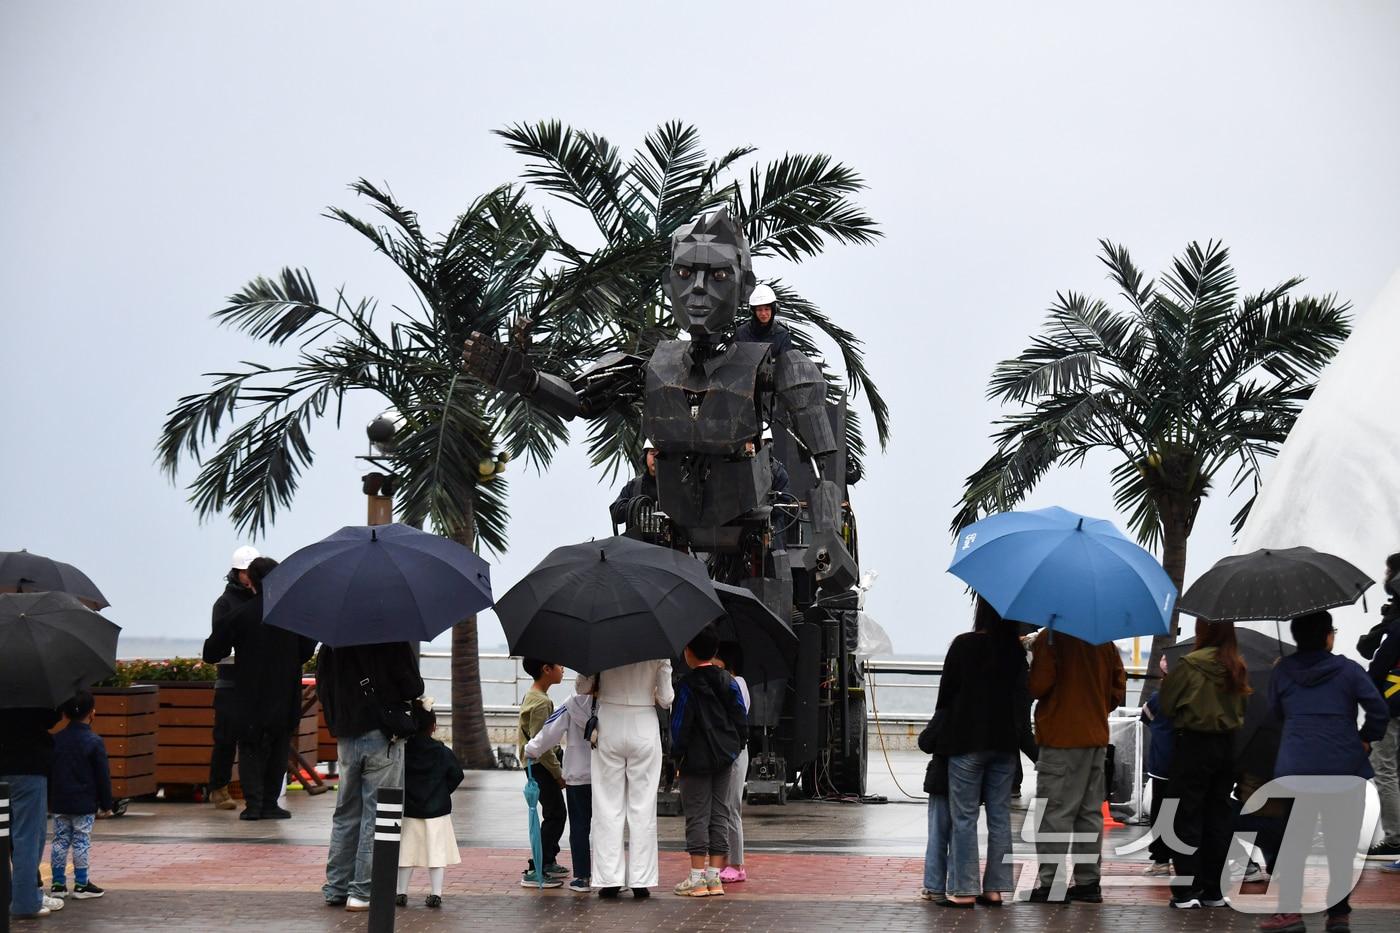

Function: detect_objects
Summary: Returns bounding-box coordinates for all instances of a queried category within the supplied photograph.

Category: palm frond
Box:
[215,268,340,346]
[736,154,882,262]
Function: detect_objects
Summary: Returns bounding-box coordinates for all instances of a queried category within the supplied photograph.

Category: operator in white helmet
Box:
[734,283,793,357]
[608,439,659,527]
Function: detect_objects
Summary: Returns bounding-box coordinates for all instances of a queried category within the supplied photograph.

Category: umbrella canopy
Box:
[1178,546,1373,622]
[711,582,798,685]
[262,523,493,647]
[948,506,1177,645]
[0,549,110,609]
[0,592,120,708]
[497,535,724,673]
[1163,626,1294,779]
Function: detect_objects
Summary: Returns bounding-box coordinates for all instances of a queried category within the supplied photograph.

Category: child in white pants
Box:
[397,700,462,908]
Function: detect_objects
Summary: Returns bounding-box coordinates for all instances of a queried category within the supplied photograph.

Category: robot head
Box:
[664,206,756,340]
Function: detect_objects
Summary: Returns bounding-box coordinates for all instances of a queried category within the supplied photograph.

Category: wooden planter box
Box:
[89,686,159,799]
[316,706,337,764]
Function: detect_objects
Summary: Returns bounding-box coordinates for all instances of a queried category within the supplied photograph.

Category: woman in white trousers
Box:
[590,658,674,896]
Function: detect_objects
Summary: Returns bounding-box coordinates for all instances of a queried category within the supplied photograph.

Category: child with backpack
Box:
[49,691,112,900]
[396,699,463,909]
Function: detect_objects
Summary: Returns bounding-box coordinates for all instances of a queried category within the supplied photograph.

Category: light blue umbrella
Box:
[948,506,1176,644]
[523,762,544,887]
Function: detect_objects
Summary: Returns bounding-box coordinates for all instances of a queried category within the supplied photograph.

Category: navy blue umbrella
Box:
[262,523,492,647]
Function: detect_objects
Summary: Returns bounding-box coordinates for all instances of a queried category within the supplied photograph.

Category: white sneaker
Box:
[1243,862,1269,883]
[345,896,370,912]
[43,894,66,911]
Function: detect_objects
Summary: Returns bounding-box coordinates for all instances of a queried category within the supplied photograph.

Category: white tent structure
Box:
[1237,268,1400,655]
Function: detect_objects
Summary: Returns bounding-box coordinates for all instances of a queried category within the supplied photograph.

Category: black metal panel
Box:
[654,446,772,531]
[643,340,769,455]
[786,621,822,767]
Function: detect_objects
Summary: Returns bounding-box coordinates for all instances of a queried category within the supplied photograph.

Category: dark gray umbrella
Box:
[497,536,724,673]
[712,582,798,685]
[1178,547,1372,622]
[0,549,110,609]
[0,592,120,708]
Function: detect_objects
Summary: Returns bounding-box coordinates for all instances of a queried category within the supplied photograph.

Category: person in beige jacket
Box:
[591,658,674,898]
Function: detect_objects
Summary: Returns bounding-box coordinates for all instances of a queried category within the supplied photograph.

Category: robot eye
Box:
[675,266,693,279]
[712,268,730,282]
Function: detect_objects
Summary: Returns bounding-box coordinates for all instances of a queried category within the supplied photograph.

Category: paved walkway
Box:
[17,751,1400,931]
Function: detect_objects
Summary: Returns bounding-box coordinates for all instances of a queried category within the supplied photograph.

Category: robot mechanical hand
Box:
[462,331,537,395]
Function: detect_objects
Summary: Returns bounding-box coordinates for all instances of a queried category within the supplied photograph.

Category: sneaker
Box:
[543,863,570,878]
[41,895,64,912]
[13,906,51,918]
[1258,914,1306,933]
[345,897,370,912]
[324,894,347,907]
[673,875,710,897]
[1325,913,1350,933]
[1144,861,1171,876]
[394,893,407,908]
[1201,894,1231,908]
[72,882,106,899]
[1381,859,1400,874]
[1170,896,1202,909]
[1067,883,1102,903]
[706,873,724,896]
[719,866,746,883]
[520,870,562,888]
[1244,862,1270,883]
[1365,840,1400,860]
[50,881,68,898]
[568,878,591,893]
[425,894,442,909]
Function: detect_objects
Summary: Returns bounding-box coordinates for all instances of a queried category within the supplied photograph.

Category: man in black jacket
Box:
[1359,557,1400,859]
[734,283,793,358]
[609,443,659,528]
[316,640,423,911]
[206,545,259,811]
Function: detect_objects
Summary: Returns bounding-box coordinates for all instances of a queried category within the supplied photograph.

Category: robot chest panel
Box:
[643,341,769,455]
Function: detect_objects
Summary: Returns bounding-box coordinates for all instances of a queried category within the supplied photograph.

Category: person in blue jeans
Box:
[314,641,424,912]
[934,598,1031,907]
[917,708,952,903]
[1,705,62,918]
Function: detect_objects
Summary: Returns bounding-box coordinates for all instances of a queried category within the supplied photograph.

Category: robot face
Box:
[664,207,755,339]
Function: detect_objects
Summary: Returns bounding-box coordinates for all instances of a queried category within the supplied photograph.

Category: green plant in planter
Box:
[93,657,219,688]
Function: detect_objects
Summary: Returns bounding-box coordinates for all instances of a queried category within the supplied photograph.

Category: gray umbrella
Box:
[0,549,110,609]
[711,582,798,685]
[1178,547,1372,622]
[0,592,120,708]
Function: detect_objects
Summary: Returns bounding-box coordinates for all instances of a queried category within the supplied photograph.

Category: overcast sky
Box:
[4,1,1399,658]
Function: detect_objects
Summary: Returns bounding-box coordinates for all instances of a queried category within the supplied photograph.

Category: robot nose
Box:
[690,270,708,293]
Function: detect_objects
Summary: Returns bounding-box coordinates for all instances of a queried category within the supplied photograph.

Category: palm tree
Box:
[158,181,577,768]
[495,120,891,475]
[953,240,1351,671]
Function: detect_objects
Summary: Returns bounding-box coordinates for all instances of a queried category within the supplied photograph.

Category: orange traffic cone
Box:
[1102,800,1124,829]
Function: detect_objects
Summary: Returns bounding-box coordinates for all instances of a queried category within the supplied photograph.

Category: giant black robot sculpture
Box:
[462,207,867,798]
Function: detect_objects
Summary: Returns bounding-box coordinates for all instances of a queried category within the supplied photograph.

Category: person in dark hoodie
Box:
[202,556,317,821]
[1160,619,1251,910]
[206,544,260,811]
[1260,611,1389,933]
[609,442,659,528]
[669,624,748,897]
[1357,553,1400,860]
[734,284,793,358]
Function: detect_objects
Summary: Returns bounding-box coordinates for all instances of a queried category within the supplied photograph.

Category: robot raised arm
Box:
[774,348,837,468]
[461,331,645,422]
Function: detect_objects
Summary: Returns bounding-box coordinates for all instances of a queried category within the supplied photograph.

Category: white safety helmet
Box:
[749,284,778,307]
[642,438,658,452]
[230,545,260,570]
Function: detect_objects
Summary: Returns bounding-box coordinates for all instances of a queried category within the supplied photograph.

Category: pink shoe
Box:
[718,867,746,883]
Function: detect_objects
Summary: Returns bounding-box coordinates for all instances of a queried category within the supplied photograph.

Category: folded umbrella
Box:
[497,535,724,673]
[948,506,1177,645]
[523,767,544,887]
[711,582,798,685]
[0,549,110,609]
[262,523,493,647]
[0,592,120,708]
[1178,546,1372,622]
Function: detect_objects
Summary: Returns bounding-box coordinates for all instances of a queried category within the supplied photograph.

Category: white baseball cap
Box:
[230,545,260,570]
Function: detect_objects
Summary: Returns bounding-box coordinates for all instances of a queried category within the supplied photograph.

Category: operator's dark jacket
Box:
[0,707,61,776]
[670,664,747,774]
[315,643,424,740]
[49,721,113,815]
[404,733,464,819]
[1358,577,1400,717]
[735,309,794,358]
[1269,649,1389,779]
[609,470,658,526]
[202,594,317,738]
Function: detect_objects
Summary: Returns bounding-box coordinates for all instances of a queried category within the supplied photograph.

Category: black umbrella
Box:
[1178,546,1373,622]
[1163,627,1294,779]
[497,536,724,673]
[711,582,798,685]
[0,592,120,708]
[262,523,493,647]
[0,549,110,609]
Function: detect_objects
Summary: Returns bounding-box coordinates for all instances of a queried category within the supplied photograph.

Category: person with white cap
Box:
[202,544,259,810]
[608,441,659,528]
[734,283,793,357]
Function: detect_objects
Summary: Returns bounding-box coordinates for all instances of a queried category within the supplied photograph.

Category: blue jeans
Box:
[3,774,46,916]
[923,794,952,894]
[948,751,1016,896]
[322,732,403,902]
[566,784,592,881]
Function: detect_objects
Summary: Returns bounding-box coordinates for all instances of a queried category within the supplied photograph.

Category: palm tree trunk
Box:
[450,504,498,769]
[1141,501,1191,703]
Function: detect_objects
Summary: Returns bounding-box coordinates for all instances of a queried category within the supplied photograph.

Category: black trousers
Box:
[527,763,566,870]
[566,784,592,881]
[209,687,238,788]
[1170,731,1235,900]
[237,728,290,815]
[1148,776,1177,863]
